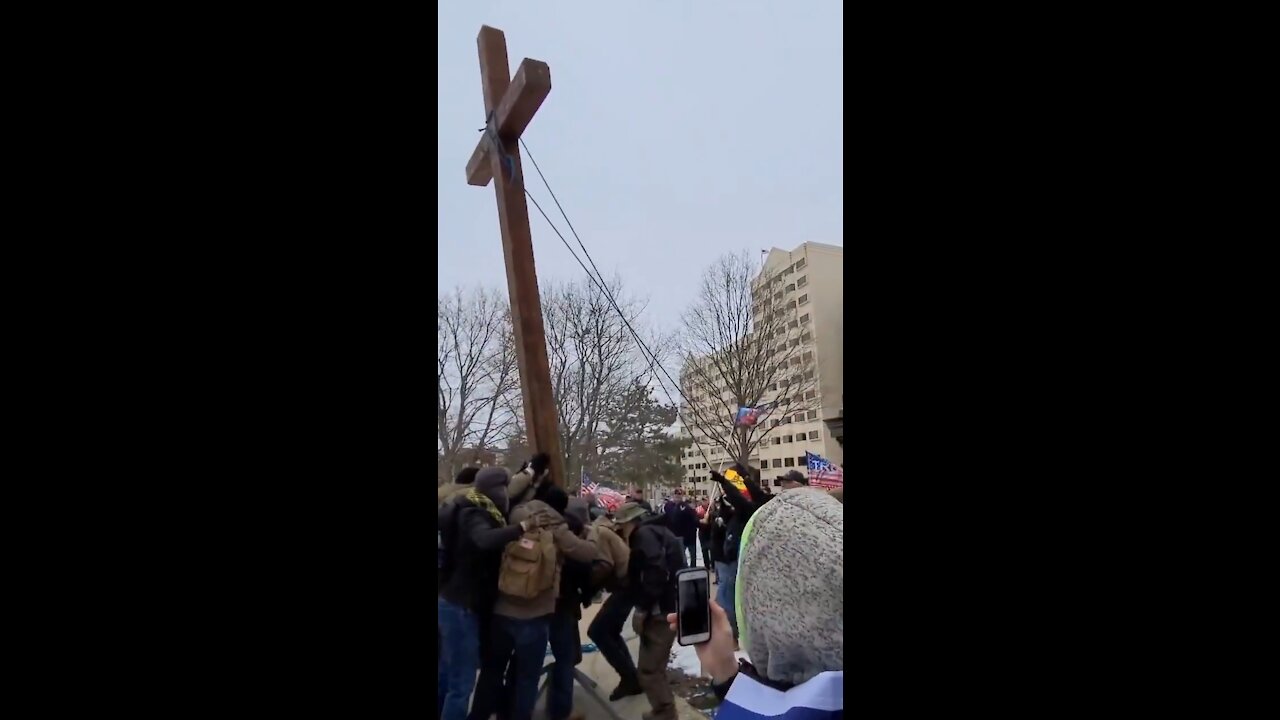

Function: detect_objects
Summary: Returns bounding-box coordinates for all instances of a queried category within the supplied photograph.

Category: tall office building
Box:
[675,242,843,494]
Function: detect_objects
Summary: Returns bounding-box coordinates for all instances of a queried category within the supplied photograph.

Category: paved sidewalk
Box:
[530,600,706,720]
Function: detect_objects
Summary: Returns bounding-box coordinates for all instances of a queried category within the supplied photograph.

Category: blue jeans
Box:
[715,561,739,639]
[547,609,580,720]
[437,598,481,720]
[469,615,550,720]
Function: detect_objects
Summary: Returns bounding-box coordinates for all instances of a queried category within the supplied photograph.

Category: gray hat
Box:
[474,467,511,512]
[613,501,647,524]
[737,488,842,685]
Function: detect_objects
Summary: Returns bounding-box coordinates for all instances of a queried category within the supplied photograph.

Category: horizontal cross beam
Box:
[465,58,552,187]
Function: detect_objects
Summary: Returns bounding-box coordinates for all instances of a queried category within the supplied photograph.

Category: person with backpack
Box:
[585,510,639,701]
[438,467,552,720]
[611,501,686,720]
[467,483,599,720]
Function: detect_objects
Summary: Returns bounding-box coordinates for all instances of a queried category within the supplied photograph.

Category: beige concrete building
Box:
[676,242,844,493]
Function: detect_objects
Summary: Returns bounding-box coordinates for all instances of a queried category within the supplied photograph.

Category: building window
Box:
[795,413,805,423]
[783,434,793,443]
[800,313,810,324]
[804,370,814,380]
[796,258,806,270]
[771,458,782,468]
[802,351,814,363]
[807,410,817,420]
[808,430,819,440]
[798,294,809,305]
[797,275,807,288]
[773,477,783,487]
[788,319,798,329]
[801,332,812,344]
[796,456,806,465]
[772,437,781,445]
[790,338,800,348]
[785,283,795,292]
[806,390,816,400]
[770,419,780,428]
[783,457,795,467]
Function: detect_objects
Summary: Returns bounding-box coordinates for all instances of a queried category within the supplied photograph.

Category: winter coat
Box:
[438,492,525,612]
[593,523,630,590]
[669,503,700,543]
[494,499,600,620]
[717,474,768,563]
[625,515,685,615]
[712,665,843,720]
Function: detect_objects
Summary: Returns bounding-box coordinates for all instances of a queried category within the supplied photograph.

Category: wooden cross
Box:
[464,25,565,489]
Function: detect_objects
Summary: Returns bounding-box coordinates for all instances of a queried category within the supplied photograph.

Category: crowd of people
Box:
[437,454,844,720]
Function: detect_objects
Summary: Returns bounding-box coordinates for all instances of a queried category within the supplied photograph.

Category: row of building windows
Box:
[688,456,813,471]
[682,430,823,472]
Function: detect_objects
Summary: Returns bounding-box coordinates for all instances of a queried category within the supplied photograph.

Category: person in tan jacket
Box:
[468,484,598,720]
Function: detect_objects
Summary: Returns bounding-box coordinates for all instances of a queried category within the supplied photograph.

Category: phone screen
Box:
[678,573,710,643]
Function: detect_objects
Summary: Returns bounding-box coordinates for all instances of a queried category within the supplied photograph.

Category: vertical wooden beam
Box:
[474,26,566,488]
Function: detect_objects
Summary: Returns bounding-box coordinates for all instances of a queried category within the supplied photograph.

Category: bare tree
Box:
[526,275,675,492]
[437,287,520,483]
[678,252,819,464]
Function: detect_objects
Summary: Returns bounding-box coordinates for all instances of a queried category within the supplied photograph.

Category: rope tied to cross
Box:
[479,110,517,183]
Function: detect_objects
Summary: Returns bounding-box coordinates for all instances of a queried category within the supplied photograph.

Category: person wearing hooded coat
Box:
[667,488,843,720]
[437,467,549,720]
[468,470,600,720]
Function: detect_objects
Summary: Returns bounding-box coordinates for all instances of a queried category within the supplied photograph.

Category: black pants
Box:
[587,592,637,685]
[684,539,698,568]
[699,535,712,571]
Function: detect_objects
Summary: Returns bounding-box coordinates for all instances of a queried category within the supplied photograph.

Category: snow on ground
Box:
[665,536,751,677]
[669,643,751,678]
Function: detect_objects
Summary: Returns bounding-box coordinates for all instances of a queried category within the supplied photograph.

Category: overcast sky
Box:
[437,0,844,338]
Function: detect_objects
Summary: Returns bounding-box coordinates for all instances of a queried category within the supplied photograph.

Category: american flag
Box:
[806,451,844,488]
[581,471,624,511]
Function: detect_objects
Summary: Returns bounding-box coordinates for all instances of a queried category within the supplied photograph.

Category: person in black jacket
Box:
[437,468,550,720]
[612,502,685,720]
[712,466,768,643]
[667,491,700,568]
[708,496,734,633]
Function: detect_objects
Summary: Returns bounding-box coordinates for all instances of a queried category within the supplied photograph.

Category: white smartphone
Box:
[676,567,711,646]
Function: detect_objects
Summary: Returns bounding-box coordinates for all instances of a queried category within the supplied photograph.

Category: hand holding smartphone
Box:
[676,567,711,646]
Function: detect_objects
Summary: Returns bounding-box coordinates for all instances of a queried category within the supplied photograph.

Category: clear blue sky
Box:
[437,1,844,334]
